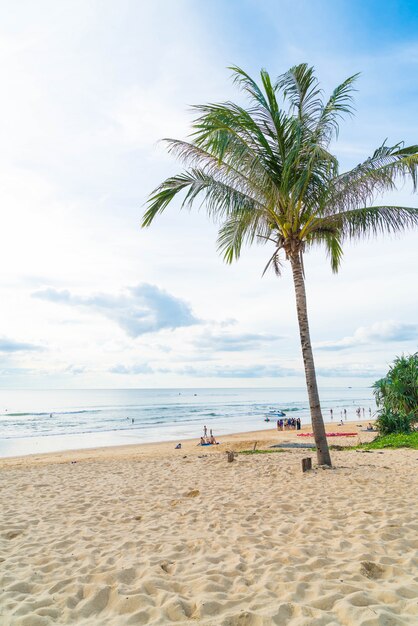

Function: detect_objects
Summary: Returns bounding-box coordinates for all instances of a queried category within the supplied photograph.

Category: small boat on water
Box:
[264,409,286,421]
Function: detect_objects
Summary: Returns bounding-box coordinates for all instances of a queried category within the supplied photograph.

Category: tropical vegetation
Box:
[373,353,418,434]
[142,64,418,466]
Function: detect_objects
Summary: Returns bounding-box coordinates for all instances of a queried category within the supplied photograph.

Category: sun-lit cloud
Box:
[32,284,200,337]
[316,321,418,351]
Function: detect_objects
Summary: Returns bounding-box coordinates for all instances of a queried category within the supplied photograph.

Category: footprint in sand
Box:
[184,489,200,497]
[4,530,23,540]
[160,560,176,574]
[360,561,385,579]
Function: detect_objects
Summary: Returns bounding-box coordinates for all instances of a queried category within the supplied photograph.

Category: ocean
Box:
[0,387,376,458]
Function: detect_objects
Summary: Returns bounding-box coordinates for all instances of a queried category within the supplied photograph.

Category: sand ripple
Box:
[1,447,418,624]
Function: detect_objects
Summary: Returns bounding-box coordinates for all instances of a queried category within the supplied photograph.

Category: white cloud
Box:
[160,364,300,379]
[193,331,282,352]
[32,284,200,337]
[316,321,418,351]
[0,2,417,387]
[0,337,42,352]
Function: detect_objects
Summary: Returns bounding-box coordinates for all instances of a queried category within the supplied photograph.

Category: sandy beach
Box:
[1,421,418,625]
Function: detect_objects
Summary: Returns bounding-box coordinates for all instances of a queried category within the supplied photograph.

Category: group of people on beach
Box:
[174,425,219,450]
[199,425,218,445]
[277,417,301,431]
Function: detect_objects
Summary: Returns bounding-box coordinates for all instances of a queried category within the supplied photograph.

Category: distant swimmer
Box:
[131,418,135,424]
[50,413,53,418]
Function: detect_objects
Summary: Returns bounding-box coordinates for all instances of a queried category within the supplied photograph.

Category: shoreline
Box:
[0,418,375,468]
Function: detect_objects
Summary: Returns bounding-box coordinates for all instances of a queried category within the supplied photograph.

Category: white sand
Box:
[1,425,418,625]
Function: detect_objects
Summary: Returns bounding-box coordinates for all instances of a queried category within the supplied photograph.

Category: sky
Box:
[0,0,417,389]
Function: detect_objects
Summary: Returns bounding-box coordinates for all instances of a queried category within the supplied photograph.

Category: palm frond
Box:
[164,138,269,201]
[261,248,283,276]
[229,65,271,111]
[142,172,197,226]
[326,142,418,213]
[217,208,267,263]
[324,234,343,273]
[305,223,343,272]
[229,65,289,161]
[319,205,418,239]
[143,169,263,228]
[314,73,359,144]
[276,63,323,123]
[191,101,280,173]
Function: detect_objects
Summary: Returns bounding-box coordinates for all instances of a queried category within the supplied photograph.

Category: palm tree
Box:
[142,64,418,466]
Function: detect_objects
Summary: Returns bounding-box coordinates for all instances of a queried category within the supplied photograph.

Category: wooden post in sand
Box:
[227,451,235,463]
[302,457,312,472]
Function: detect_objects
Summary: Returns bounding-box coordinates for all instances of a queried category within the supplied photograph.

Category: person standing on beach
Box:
[344,409,347,420]
[209,430,217,444]
[204,425,208,438]
[330,409,333,420]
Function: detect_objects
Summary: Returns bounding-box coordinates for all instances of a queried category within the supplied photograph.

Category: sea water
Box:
[0,387,376,458]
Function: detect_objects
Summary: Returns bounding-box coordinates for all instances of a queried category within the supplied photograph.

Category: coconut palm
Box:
[142,64,418,466]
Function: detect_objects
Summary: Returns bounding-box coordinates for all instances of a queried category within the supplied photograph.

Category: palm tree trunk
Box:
[290,253,332,466]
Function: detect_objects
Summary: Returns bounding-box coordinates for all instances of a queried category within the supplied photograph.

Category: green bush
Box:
[374,409,414,435]
[373,353,418,434]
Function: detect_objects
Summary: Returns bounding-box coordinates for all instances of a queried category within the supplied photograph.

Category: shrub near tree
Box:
[374,353,418,434]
